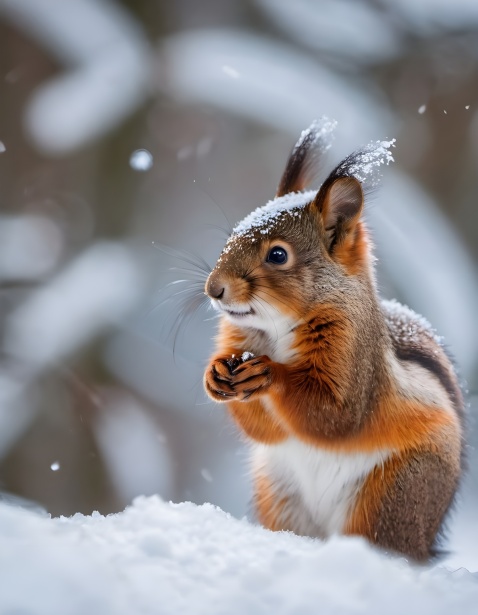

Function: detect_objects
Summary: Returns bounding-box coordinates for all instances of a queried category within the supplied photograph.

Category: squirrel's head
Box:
[205,120,394,333]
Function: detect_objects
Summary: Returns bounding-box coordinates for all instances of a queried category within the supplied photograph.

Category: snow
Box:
[294,117,337,155]
[4,242,143,367]
[381,298,442,346]
[372,171,478,376]
[222,64,240,79]
[0,0,151,154]
[1,495,477,615]
[232,190,315,238]
[255,0,478,63]
[340,139,396,185]
[387,0,478,33]
[159,29,394,145]
[0,214,63,281]
[92,391,174,503]
[201,468,213,482]
[228,136,395,241]
[129,148,153,171]
[255,0,402,64]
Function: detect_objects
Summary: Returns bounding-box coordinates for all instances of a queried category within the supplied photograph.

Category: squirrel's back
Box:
[382,298,465,425]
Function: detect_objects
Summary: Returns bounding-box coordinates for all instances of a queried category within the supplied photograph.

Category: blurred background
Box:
[0,0,477,567]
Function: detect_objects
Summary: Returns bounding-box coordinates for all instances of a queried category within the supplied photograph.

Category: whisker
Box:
[251,283,332,343]
[167,283,205,296]
[171,294,210,359]
[264,298,282,340]
[148,240,219,365]
[195,398,215,406]
[250,283,303,322]
[250,295,280,342]
[165,279,198,287]
[168,266,209,280]
[244,263,307,322]
[158,288,209,361]
[152,241,212,276]
[149,282,205,314]
[204,223,232,240]
[242,262,264,280]
[194,184,234,234]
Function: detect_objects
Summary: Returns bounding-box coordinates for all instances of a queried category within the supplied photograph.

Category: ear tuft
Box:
[276,118,337,197]
[327,139,395,188]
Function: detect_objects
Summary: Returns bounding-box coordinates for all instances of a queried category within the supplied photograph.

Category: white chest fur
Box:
[243,310,298,364]
[252,439,389,537]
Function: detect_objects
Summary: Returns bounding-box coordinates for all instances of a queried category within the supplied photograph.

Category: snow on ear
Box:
[318,176,364,233]
[276,118,337,197]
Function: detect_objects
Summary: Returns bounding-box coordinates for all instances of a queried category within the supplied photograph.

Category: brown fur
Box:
[346,443,461,560]
[202,126,465,561]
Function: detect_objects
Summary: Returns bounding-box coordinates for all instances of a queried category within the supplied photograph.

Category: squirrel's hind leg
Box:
[346,450,460,561]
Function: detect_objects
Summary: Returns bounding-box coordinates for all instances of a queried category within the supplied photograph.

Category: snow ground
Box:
[1,495,477,615]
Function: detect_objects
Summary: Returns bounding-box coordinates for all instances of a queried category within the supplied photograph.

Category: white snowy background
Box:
[0,0,478,612]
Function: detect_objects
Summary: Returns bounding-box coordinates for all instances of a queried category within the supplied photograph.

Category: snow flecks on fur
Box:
[333,139,396,187]
[381,299,442,347]
[218,131,396,258]
[228,118,337,244]
[227,189,316,246]
[294,117,337,157]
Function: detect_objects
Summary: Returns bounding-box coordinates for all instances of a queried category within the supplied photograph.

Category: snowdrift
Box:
[1,495,477,615]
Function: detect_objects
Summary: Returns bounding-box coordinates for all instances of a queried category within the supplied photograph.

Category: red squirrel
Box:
[203,120,465,561]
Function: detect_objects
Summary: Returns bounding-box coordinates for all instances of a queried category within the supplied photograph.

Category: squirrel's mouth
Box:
[210,298,255,319]
[223,307,255,318]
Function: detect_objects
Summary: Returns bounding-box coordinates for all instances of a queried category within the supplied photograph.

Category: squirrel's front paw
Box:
[230,355,273,401]
[204,357,238,402]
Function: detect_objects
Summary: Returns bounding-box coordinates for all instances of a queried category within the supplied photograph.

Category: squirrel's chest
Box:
[252,439,388,537]
[245,319,298,363]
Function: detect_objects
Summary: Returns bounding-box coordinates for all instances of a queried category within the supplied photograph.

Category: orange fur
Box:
[254,474,291,531]
[228,399,287,443]
[267,390,458,453]
[334,221,371,275]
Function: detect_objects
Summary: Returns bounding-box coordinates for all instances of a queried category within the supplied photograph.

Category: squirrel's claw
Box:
[205,356,237,402]
[231,355,273,401]
[205,354,274,402]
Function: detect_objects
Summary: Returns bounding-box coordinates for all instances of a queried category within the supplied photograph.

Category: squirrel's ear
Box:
[314,176,364,249]
[276,119,336,197]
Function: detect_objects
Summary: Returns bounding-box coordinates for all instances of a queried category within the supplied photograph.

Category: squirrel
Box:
[203,119,465,561]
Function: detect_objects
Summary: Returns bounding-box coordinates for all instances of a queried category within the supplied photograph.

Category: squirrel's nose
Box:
[205,274,226,300]
[210,285,224,300]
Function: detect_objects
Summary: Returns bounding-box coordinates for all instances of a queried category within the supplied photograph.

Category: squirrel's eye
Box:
[266,246,288,265]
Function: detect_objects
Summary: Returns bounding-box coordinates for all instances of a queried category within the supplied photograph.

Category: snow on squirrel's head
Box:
[205,119,395,327]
